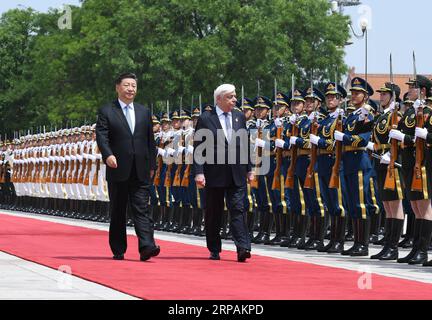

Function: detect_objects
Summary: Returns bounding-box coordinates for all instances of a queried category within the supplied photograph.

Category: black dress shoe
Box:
[140,246,161,261]
[237,248,251,262]
[209,252,220,260]
[113,254,124,260]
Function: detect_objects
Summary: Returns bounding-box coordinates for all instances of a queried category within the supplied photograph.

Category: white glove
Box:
[380,152,391,165]
[186,145,194,155]
[309,134,320,146]
[289,114,297,125]
[308,112,316,122]
[413,99,423,112]
[389,129,405,142]
[388,101,396,112]
[366,141,375,151]
[415,127,428,140]
[157,148,166,157]
[334,130,345,142]
[176,146,185,156]
[166,147,175,156]
[290,136,298,146]
[357,107,369,121]
[275,139,285,149]
[255,138,266,149]
[274,117,283,128]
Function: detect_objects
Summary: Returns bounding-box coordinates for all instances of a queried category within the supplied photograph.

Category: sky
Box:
[0,0,431,75]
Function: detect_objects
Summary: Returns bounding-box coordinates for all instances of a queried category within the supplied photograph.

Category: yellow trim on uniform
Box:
[358,171,367,219]
[422,166,429,199]
[197,185,201,209]
[166,186,170,207]
[337,177,345,217]
[314,172,325,217]
[263,176,272,211]
[369,177,380,214]
[247,184,253,212]
[395,170,403,200]
[299,177,306,216]
[280,174,287,214]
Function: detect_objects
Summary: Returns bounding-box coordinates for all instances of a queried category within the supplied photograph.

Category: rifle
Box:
[92,157,100,186]
[181,130,193,187]
[172,130,184,187]
[304,119,318,189]
[250,124,262,189]
[83,143,93,186]
[79,143,88,184]
[411,51,424,192]
[329,112,343,189]
[154,132,164,186]
[384,53,398,190]
[67,145,75,184]
[285,120,298,189]
[61,146,69,184]
[272,125,283,190]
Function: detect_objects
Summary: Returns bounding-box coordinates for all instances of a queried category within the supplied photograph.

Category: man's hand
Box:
[195,174,206,188]
[247,171,255,184]
[106,155,118,168]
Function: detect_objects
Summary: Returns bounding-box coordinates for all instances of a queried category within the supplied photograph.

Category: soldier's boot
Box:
[408,220,432,265]
[305,216,324,251]
[342,218,360,255]
[180,207,193,234]
[311,216,325,251]
[286,215,301,248]
[253,211,272,244]
[168,206,181,232]
[369,212,381,244]
[279,212,291,244]
[162,206,174,231]
[345,216,354,241]
[173,206,186,233]
[190,207,200,235]
[380,219,404,261]
[198,209,206,236]
[154,206,162,230]
[350,217,370,256]
[247,208,256,239]
[375,217,391,245]
[296,215,310,249]
[252,211,266,243]
[319,215,337,252]
[399,214,414,248]
[101,202,111,223]
[225,212,233,240]
[302,216,316,250]
[371,218,394,259]
[397,219,422,263]
[266,209,283,245]
[327,216,346,254]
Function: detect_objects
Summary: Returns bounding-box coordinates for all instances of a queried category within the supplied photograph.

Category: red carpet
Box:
[1,212,432,300]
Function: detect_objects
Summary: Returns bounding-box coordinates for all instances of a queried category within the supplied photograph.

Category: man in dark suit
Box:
[194,84,254,262]
[96,72,159,261]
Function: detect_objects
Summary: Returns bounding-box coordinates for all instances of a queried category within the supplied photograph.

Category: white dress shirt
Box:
[118,99,135,132]
[215,105,232,141]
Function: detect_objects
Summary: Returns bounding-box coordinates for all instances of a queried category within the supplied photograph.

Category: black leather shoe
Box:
[209,252,220,260]
[237,248,251,262]
[113,254,124,260]
[140,246,160,261]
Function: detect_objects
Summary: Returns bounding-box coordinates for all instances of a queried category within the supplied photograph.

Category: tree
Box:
[0,0,349,134]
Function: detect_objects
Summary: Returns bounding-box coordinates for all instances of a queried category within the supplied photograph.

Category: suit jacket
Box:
[193,107,251,188]
[96,100,156,183]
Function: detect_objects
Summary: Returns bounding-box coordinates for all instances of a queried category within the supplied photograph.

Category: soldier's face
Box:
[116,78,137,103]
[351,90,366,106]
[161,122,170,131]
[172,119,181,129]
[380,92,392,107]
[243,109,252,120]
[325,94,340,110]
[291,101,304,115]
[153,124,160,132]
[408,85,418,100]
[256,107,268,119]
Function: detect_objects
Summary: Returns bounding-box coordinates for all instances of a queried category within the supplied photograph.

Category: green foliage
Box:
[0,0,349,135]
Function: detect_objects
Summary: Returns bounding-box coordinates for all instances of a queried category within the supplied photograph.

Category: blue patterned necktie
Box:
[124,105,134,133]
[223,112,232,142]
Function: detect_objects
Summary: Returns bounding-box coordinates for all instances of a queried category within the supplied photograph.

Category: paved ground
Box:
[1,209,431,299]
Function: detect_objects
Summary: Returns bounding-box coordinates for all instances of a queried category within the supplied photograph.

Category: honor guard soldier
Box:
[250,96,272,244]
[389,75,432,265]
[334,77,375,257]
[366,82,405,260]
[150,114,161,223]
[309,82,348,253]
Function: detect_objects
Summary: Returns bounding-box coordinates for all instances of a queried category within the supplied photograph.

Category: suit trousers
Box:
[205,184,251,253]
[108,161,155,255]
